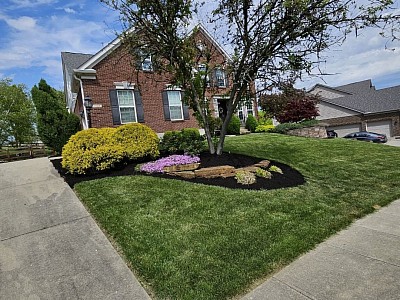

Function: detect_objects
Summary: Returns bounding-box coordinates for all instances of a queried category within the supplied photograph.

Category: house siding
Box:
[310,87,347,99]
[317,101,359,120]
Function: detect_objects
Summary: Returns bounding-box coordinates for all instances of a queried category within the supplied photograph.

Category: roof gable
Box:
[76,24,231,71]
[61,52,93,75]
[334,79,375,94]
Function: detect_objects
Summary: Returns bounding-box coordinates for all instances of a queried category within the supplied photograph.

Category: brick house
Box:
[61,25,257,134]
[308,80,400,137]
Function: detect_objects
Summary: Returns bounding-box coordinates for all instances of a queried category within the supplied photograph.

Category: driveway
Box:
[386,138,400,147]
[0,158,151,299]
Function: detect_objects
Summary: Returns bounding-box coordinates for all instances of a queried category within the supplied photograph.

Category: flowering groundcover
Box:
[140,154,201,173]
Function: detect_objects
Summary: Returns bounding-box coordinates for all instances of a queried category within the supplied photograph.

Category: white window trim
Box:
[114,81,135,89]
[117,90,138,124]
[167,90,184,121]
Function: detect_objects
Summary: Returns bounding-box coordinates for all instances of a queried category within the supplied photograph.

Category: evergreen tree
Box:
[31,79,81,154]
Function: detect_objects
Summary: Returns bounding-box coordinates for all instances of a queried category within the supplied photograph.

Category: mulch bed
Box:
[51,152,305,190]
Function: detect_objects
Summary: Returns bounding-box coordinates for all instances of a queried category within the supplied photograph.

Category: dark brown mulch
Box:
[51,152,305,190]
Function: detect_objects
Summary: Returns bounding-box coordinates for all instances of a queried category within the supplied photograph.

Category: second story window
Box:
[215,68,226,87]
[142,55,153,71]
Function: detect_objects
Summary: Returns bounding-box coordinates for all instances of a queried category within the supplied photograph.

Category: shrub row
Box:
[62,123,159,174]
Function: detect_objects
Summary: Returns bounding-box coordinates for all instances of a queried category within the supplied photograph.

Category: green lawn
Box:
[75,134,400,299]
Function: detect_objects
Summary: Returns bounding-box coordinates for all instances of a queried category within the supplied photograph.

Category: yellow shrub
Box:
[113,123,159,160]
[62,128,124,174]
[61,124,159,175]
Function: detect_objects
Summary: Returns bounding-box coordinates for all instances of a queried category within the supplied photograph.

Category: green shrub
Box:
[245,115,258,133]
[62,124,159,174]
[269,165,283,174]
[235,170,256,185]
[113,123,159,160]
[255,124,275,133]
[257,111,274,126]
[269,122,303,134]
[255,167,272,179]
[299,119,319,127]
[160,128,205,155]
[160,131,182,154]
[181,128,205,155]
[227,115,241,135]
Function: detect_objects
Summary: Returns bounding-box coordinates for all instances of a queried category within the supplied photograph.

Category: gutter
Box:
[73,74,89,129]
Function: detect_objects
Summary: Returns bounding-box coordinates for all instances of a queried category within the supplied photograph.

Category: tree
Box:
[0,79,36,146]
[102,0,399,154]
[259,84,320,123]
[31,79,81,154]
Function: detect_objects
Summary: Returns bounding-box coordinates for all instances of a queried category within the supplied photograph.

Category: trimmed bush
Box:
[62,124,159,174]
[227,115,241,135]
[269,122,303,134]
[113,123,159,160]
[255,124,275,133]
[61,128,124,174]
[245,115,258,133]
[160,128,205,155]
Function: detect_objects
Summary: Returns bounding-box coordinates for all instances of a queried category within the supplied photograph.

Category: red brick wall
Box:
[80,45,199,132]
[77,29,257,132]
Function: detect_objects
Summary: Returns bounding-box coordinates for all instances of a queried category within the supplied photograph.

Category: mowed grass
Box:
[75,134,400,299]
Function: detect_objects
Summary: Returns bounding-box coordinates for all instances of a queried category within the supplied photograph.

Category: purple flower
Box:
[140,154,200,173]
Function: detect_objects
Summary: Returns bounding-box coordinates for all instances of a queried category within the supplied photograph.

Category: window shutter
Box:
[181,91,190,120]
[162,91,171,121]
[134,90,145,123]
[109,89,121,125]
[211,69,217,87]
[225,72,229,87]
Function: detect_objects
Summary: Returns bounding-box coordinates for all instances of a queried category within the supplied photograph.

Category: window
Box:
[215,69,226,87]
[167,90,183,120]
[198,64,210,86]
[117,90,137,123]
[142,55,153,71]
[246,101,254,116]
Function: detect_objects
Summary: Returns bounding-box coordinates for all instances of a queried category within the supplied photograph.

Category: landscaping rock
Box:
[194,165,235,178]
[236,166,260,173]
[163,163,200,172]
[254,160,270,168]
[167,171,196,179]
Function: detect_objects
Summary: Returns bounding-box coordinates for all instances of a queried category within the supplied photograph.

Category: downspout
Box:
[74,74,89,129]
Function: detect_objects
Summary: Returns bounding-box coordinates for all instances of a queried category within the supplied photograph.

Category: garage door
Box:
[366,120,392,137]
[327,124,361,137]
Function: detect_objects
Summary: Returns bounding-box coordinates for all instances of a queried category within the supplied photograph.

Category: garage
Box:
[327,124,362,137]
[366,120,392,137]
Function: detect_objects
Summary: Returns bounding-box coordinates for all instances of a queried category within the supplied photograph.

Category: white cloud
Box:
[298,24,400,89]
[4,16,36,31]
[9,0,56,8]
[64,8,76,14]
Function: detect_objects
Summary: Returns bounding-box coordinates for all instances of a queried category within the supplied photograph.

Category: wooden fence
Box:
[0,145,52,163]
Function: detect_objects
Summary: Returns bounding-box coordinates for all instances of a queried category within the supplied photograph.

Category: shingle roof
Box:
[322,82,400,114]
[334,79,375,94]
[61,52,93,76]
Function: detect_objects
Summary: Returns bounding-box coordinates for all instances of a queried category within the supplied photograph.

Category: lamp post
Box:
[84,96,93,128]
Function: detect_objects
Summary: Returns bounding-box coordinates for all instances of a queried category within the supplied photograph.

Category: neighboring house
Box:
[61,25,257,134]
[308,79,400,137]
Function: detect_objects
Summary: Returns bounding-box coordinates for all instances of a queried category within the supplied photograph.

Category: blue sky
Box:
[0,0,400,92]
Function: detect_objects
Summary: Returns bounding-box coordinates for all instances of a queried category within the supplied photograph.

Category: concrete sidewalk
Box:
[242,199,400,300]
[0,158,150,299]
